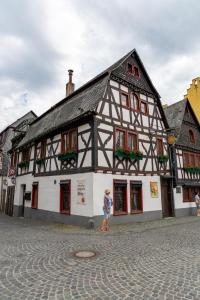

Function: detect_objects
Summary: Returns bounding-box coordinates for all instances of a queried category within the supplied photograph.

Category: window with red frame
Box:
[22,148,29,162]
[130,93,140,111]
[130,182,143,213]
[189,130,195,144]
[182,187,200,202]
[156,138,164,156]
[128,133,138,151]
[60,181,70,214]
[11,152,17,168]
[127,63,133,73]
[40,140,46,159]
[32,183,38,209]
[133,66,140,78]
[115,129,125,150]
[61,129,77,153]
[183,152,190,167]
[114,180,127,215]
[141,101,148,114]
[121,92,129,107]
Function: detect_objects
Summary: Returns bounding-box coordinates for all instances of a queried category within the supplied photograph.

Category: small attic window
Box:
[127,63,140,78]
[189,130,195,144]
[133,66,140,78]
[128,63,133,73]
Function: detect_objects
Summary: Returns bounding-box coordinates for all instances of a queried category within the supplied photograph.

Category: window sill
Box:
[60,211,70,215]
[113,211,128,216]
[131,210,143,214]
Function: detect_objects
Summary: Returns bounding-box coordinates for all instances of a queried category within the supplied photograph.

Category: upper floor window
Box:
[61,129,77,153]
[133,66,140,78]
[40,140,46,159]
[189,130,195,144]
[115,129,125,150]
[121,92,129,107]
[130,93,140,111]
[156,138,163,156]
[128,133,138,151]
[183,151,200,167]
[141,101,148,115]
[22,148,30,162]
[11,152,17,168]
[127,63,140,78]
[115,129,138,151]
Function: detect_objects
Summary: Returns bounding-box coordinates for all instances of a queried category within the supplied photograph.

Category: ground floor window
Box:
[183,187,200,202]
[130,182,143,213]
[32,183,38,209]
[60,181,71,214]
[113,180,127,215]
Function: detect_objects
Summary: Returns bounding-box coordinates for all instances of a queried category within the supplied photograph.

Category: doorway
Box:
[161,178,174,218]
[5,187,15,216]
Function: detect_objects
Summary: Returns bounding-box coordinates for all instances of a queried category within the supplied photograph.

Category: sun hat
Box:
[105,189,111,194]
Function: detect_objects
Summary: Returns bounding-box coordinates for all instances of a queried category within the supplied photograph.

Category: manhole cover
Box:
[74,251,96,258]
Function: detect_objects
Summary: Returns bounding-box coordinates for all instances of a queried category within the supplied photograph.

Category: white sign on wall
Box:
[77,179,86,205]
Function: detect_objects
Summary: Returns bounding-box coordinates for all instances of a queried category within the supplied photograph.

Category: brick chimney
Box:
[66,69,75,97]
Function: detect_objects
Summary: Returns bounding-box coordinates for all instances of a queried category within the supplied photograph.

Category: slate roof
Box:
[18,75,109,147]
[18,49,166,147]
[164,99,187,132]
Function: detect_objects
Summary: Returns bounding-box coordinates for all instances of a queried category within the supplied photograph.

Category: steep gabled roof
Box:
[18,49,167,147]
[164,99,200,139]
[164,99,187,131]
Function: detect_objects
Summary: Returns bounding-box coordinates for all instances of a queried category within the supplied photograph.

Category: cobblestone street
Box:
[0,214,200,300]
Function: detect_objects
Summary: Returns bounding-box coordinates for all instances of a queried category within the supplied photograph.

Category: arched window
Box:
[130,93,140,111]
[189,130,195,144]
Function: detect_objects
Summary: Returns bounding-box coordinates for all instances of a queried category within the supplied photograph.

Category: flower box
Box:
[184,167,200,174]
[36,158,45,165]
[58,151,77,161]
[114,149,129,158]
[114,149,143,160]
[157,155,169,163]
[18,161,29,169]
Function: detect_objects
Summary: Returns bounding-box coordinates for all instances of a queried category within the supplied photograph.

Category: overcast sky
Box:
[0,0,200,131]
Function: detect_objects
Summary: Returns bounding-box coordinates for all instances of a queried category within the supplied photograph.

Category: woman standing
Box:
[195,192,200,216]
[100,189,113,231]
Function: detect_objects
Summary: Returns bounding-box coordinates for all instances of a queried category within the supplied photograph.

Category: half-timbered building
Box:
[0,111,37,215]
[164,99,200,216]
[12,49,173,226]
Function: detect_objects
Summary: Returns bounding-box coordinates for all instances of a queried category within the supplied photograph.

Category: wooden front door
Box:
[5,186,15,216]
[161,178,173,218]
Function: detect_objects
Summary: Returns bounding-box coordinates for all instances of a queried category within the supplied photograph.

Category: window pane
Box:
[157,139,163,156]
[128,134,137,151]
[134,66,140,77]
[141,101,147,114]
[70,131,77,149]
[121,93,129,107]
[114,184,127,212]
[128,63,132,73]
[116,130,125,149]
[131,94,140,110]
[131,185,142,211]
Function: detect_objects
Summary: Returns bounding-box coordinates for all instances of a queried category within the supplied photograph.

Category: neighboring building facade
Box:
[164,99,200,216]
[184,77,200,123]
[0,111,37,215]
[12,49,174,226]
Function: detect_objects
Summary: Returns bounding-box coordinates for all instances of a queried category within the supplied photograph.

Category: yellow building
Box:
[184,77,200,123]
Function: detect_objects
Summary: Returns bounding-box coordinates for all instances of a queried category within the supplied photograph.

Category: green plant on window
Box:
[18,161,29,169]
[114,149,143,160]
[157,155,169,163]
[36,158,45,165]
[184,166,200,174]
[58,150,77,161]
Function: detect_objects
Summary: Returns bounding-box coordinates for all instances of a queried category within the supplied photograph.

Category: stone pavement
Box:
[0,214,200,300]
